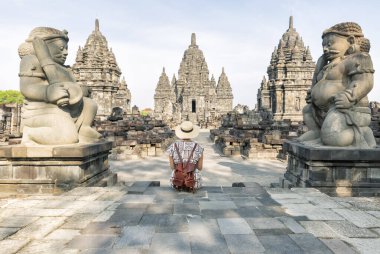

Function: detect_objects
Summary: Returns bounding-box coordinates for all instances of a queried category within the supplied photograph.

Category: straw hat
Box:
[175,121,200,139]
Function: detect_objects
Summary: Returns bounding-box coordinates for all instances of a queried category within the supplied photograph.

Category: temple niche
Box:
[154,33,233,128]
[72,19,131,120]
[257,16,315,123]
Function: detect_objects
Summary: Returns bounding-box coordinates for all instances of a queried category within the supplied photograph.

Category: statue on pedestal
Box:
[298,22,376,148]
[18,27,101,145]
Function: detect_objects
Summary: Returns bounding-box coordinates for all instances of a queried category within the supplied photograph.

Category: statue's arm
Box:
[19,55,47,101]
[345,53,374,102]
[32,37,61,85]
[335,53,374,109]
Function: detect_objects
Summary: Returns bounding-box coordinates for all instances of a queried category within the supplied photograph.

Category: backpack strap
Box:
[174,143,183,165]
[185,143,198,170]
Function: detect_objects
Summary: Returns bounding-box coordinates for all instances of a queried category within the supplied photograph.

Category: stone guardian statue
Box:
[298,22,376,148]
[18,27,101,145]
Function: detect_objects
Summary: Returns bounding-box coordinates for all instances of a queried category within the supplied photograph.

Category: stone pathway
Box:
[0,130,379,253]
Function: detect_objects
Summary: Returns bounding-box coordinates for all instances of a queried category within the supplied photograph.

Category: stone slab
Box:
[10,217,66,240]
[0,227,19,240]
[333,209,380,228]
[17,239,67,254]
[199,201,237,210]
[149,233,191,254]
[246,218,286,229]
[81,222,121,235]
[107,208,145,227]
[277,217,306,234]
[0,216,39,228]
[174,203,200,215]
[299,221,340,238]
[66,235,117,249]
[217,218,252,234]
[320,239,358,254]
[114,225,155,249]
[289,233,333,254]
[343,238,380,254]
[61,213,97,229]
[45,229,81,240]
[0,239,30,254]
[257,235,303,254]
[285,204,344,221]
[224,234,265,254]
[326,220,378,238]
[127,181,154,194]
[119,195,155,204]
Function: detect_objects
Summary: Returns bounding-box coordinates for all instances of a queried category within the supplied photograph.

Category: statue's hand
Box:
[305,89,312,104]
[46,84,69,106]
[334,93,355,109]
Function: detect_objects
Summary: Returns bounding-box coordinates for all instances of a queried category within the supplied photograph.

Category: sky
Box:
[1,0,380,109]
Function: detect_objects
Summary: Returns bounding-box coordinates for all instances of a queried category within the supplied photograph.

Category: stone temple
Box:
[72,19,131,120]
[257,16,315,123]
[154,33,233,128]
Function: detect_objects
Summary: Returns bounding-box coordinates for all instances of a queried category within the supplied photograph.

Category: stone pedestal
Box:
[0,141,114,193]
[283,140,380,196]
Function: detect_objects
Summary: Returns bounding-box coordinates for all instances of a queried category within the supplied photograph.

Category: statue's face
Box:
[322,33,350,61]
[46,38,68,65]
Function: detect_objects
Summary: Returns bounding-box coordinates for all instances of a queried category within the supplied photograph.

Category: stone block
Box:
[224,234,265,253]
[0,142,113,193]
[217,218,252,234]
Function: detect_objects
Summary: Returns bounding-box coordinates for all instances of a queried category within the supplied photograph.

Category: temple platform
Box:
[0,141,115,193]
[283,140,380,196]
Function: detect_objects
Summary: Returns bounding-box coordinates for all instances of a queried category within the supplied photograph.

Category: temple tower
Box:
[72,19,131,119]
[257,16,315,123]
[154,33,233,126]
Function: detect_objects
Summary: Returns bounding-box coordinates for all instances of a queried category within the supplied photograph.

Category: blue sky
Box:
[1,0,380,109]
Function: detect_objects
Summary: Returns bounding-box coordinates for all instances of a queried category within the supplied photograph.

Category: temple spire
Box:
[289,16,293,30]
[191,33,196,46]
[95,19,100,32]
[162,67,166,73]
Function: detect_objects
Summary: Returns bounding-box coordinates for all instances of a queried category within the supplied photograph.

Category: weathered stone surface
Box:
[217,218,252,234]
[299,221,340,238]
[114,225,155,249]
[61,213,97,229]
[343,238,380,254]
[149,233,191,254]
[326,220,378,238]
[10,217,66,240]
[224,234,265,253]
[17,239,67,254]
[199,201,237,210]
[320,239,358,254]
[289,233,333,254]
[67,235,118,249]
[0,227,19,240]
[0,216,39,228]
[333,209,380,228]
[246,218,286,229]
[0,239,30,254]
[45,229,81,240]
[257,235,303,254]
[277,217,306,233]
[283,202,343,220]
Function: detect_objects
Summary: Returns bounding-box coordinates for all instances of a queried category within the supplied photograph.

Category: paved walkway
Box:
[0,130,379,253]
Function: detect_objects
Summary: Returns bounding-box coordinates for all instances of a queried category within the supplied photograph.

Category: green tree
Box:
[0,90,24,104]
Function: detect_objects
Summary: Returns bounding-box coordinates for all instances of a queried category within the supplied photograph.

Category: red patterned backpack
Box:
[172,143,198,192]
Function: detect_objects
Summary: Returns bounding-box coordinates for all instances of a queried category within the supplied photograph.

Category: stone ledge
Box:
[0,141,113,158]
[284,140,380,161]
